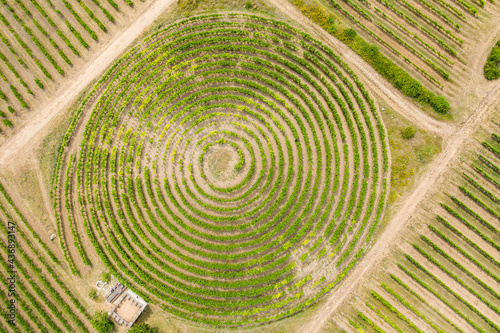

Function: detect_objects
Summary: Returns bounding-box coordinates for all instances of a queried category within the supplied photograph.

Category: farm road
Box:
[267,0,500,332]
[0,0,176,166]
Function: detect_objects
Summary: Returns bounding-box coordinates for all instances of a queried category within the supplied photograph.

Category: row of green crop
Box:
[53,154,79,275]
[324,0,451,111]
[11,0,72,65]
[374,20,450,80]
[432,0,468,20]
[436,215,500,270]
[473,163,500,189]
[61,0,98,40]
[94,57,328,314]
[328,0,446,89]
[87,147,304,315]
[394,0,463,43]
[0,50,33,94]
[26,0,81,52]
[0,269,46,332]
[414,0,462,27]
[457,186,500,221]
[53,14,385,322]
[419,236,500,300]
[428,226,500,284]
[99,144,296,302]
[406,253,500,331]
[412,244,500,316]
[63,154,91,265]
[0,30,28,67]
[371,290,425,332]
[1,0,65,75]
[376,0,458,56]
[342,0,452,79]
[0,12,52,79]
[381,281,446,333]
[0,191,91,329]
[463,173,500,204]
[374,8,454,65]
[366,299,404,332]
[357,311,385,332]
[399,262,492,333]
[390,273,465,333]
[485,41,500,79]
[85,36,356,235]
[441,204,500,252]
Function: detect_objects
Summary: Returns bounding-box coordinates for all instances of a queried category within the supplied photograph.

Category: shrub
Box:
[484,41,500,80]
[400,126,416,139]
[245,1,252,9]
[102,272,111,283]
[342,28,357,41]
[429,95,450,114]
[91,311,114,333]
[402,81,423,98]
[88,289,98,299]
[2,119,13,127]
[35,79,44,89]
[129,323,158,333]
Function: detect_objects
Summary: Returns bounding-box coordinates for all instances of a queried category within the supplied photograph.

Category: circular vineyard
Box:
[54,13,389,326]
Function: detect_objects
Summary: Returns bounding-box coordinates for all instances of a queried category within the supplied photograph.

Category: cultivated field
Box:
[331,112,500,332]
[0,0,499,331]
[0,0,152,139]
[53,13,389,326]
[287,0,500,117]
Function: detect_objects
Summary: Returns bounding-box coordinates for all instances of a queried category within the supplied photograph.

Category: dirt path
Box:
[270,0,454,137]
[0,0,176,166]
[264,0,500,330]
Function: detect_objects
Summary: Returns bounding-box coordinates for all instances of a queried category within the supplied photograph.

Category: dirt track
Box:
[265,0,500,332]
[0,0,176,166]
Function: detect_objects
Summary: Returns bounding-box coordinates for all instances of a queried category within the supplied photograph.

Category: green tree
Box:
[91,311,114,333]
[129,323,158,333]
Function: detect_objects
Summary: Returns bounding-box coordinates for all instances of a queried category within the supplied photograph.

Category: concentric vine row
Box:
[53,13,390,326]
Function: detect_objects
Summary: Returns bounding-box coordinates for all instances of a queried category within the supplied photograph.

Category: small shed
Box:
[108,290,147,328]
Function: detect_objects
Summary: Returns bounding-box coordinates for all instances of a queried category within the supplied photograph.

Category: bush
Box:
[400,126,416,139]
[342,28,357,41]
[245,1,252,9]
[2,119,13,127]
[429,95,450,114]
[102,272,111,283]
[484,41,500,80]
[91,311,114,333]
[129,323,158,333]
[88,289,98,299]
[402,80,423,98]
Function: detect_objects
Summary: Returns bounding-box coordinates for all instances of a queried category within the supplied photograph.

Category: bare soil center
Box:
[205,146,240,182]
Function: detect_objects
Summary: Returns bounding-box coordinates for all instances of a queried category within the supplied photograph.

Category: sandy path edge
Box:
[0,0,176,166]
